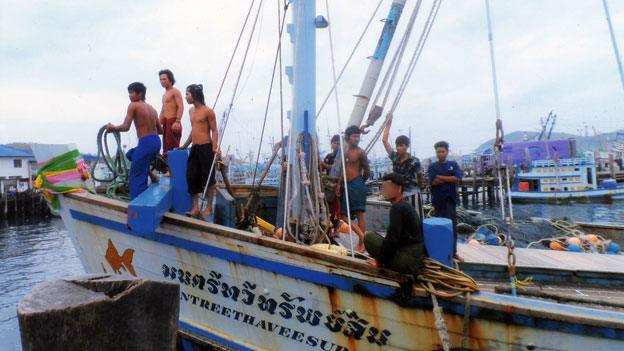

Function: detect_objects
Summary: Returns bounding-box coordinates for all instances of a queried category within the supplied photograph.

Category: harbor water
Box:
[0,202,622,350]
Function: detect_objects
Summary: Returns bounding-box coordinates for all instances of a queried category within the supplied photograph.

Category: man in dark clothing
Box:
[364,173,425,276]
[321,134,340,175]
[428,141,462,261]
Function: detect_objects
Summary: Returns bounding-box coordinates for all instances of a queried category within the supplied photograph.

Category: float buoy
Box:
[566,237,582,246]
[567,243,583,252]
[550,241,565,251]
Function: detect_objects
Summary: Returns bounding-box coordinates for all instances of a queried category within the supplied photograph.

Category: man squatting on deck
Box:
[106,82,162,200]
[364,173,425,275]
[179,84,219,221]
[159,69,184,164]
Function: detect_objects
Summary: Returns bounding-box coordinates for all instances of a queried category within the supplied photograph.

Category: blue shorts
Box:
[126,134,161,199]
[341,176,367,217]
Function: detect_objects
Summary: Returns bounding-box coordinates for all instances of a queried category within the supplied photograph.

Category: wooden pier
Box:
[0,190,51,221]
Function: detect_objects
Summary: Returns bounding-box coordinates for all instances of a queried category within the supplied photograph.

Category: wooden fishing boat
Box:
[32,0,624,349]
[54,189,624,350]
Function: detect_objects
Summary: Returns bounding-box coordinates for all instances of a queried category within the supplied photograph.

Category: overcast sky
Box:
[1,0,623,160]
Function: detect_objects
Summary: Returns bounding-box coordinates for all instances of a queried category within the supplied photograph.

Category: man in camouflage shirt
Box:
[382,116,423,192]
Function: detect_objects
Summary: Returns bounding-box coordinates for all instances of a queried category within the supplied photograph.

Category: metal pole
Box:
[286,0,317,221]
[602,0,624,93]
[346,0,407,129]
[485,0,507,221]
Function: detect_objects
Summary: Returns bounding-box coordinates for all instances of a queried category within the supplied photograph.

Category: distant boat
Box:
[510,153,624,202]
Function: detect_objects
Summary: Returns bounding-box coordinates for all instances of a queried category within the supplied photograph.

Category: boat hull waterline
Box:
[59,193,624,350]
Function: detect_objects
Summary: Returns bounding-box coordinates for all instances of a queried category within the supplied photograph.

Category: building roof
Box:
[0,145,34,158]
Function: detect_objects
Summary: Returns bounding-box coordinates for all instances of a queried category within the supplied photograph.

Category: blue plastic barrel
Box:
[423,217,454,267]
[168,149,193,214]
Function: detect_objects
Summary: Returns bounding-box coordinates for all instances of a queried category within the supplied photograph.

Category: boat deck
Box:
[459,243,624,290]
[459,243,624,274]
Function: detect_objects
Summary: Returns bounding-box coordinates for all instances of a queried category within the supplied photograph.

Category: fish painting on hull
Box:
[105,238,137,277]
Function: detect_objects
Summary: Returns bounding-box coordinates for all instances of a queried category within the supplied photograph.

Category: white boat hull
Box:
[511,186,624,202]
[58,193,624,350]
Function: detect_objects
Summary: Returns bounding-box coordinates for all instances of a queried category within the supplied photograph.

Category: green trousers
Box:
[364,231,425,276]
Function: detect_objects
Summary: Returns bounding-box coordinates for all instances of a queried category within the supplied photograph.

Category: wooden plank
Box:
[459,243,624,274]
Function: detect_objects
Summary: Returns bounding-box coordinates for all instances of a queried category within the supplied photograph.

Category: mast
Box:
[280,0,326,238]
[346,0,407,129]
[602,0,624,94]
[485,0,513,222]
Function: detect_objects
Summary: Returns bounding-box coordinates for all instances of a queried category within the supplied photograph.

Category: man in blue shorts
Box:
[107,82,162,199]
[339,125,370,252]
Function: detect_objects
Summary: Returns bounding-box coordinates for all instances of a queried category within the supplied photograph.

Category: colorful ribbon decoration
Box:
[34,149,92,209]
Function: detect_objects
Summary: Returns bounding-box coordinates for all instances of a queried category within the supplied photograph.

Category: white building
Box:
[0,145,36,193]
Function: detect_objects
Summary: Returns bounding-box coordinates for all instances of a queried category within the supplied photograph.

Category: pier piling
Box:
[17,274,180,351]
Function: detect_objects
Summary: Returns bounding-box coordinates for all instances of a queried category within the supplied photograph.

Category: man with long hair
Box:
[180,84,218,221]
[159,69,184,158]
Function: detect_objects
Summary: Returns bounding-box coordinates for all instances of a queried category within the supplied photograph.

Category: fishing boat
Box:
[32,0,624,350]
[510,153,624,203]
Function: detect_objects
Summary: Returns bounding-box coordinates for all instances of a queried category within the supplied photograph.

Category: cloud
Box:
[1,0,623,160]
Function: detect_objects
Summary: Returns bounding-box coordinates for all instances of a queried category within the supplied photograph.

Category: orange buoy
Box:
[582,234,600,245]
[550,241,565,251]
[339,222,350,233]
[566,237,582,246]
[274,227,283,240]
[468,239,480,245]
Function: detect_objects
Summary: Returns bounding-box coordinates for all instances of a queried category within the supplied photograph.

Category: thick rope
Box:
[417,258,480,299]
[430,291,451,351]
[92,125,130,201]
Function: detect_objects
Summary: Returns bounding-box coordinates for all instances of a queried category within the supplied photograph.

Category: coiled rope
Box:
[417,258,480,299]
[91,125,130,200]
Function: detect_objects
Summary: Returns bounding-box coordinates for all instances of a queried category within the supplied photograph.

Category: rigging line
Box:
[378,0,423,110]
[315,0,385,120]
[393,0,441,109]
[324,0,358,257]
[235,0,267,104]
[278,0,287,161]
[200,0,265,208]
[602,0,624,93]
[212,0,257,110]
[364,0,441,154]
[250,0,289,190]
[368,27,407,111]
[325,0,355,257]
[485,0,502,122]
[278,0,291,241]
[484,0,509,222]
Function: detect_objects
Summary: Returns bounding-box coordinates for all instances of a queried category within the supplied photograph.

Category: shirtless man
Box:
[159,69,184,157]
[180,84,219,221]
[106,82,162,199]
[339,125,370,252]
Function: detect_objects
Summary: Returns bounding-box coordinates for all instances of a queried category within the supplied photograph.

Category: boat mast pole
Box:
[284,0,317,228]
[485,0,513,222]
[346,0,407,129]
[602,0,624,94]
[330,0,406,181]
